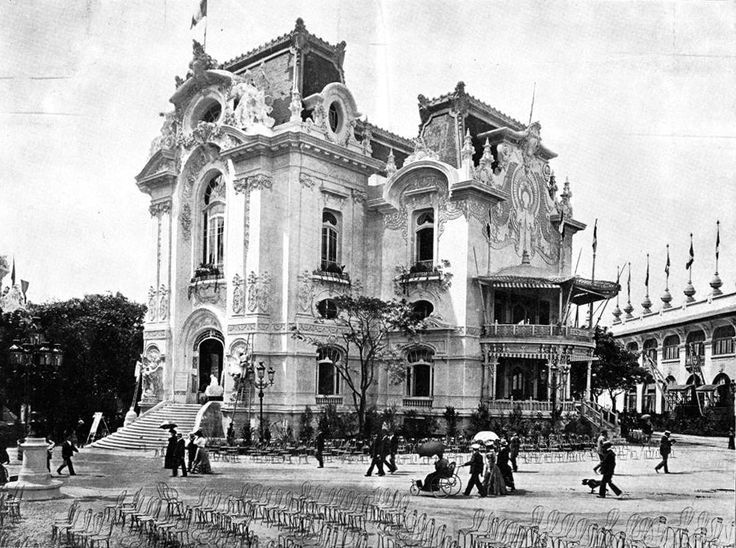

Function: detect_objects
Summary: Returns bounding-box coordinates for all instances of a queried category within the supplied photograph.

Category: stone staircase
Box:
[580,400,620,435]
[91,402,202,451]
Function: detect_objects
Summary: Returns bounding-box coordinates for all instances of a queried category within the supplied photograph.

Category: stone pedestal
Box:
[3,437,62,500]
[123,407,138,427]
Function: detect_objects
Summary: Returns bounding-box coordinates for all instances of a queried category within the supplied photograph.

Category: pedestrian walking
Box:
[598,441,622,497]
[46,437,55,472]
[75,419,87,448]
[364,434,385,476]
[388,432,399,473]
[56,435,79,476]
[0,443,9,485]
[497,439,516,492]
[593,429,608,474]
[482,444,506,496]
[186,433,198,472]
[654,431,675,473]
[509,432,520,472]
[381,431,396,473]
[728,429,734,450]
[164,429,177,472]
[315,430,325,468]
[172,433,187,477]
[462,443,486,497]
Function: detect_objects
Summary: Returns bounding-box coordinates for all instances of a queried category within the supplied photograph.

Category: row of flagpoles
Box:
[610,220,724,322]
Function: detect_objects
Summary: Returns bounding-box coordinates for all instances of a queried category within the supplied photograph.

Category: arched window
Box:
[663,335,680,361]
[643,381,657,413]
[625,386,638,411]
[643,339,658,365]
[626,341,639,353]
[712,325,735,355]
[686,330,705,361]
[316,346,342,396]
[316,298,338,319]
[685,374,702,387]
[406,347,433,398]
[512,304,528,325]
[202,173,225,268]
[511,368,526,399]
[713,372,732,405]
[321,210,340,272]
[411,300,434,321]
[414,209,434,268]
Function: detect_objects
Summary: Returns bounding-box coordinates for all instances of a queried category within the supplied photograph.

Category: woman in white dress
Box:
[192,431,212,474]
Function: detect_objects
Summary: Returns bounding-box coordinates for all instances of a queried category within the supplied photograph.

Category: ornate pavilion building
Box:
[134,19,618,433]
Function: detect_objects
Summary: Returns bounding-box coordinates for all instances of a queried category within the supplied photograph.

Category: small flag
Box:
[558,210,565,238]
[20,280,29,298]
[627,262,631,299]
[665,245,670,277]
[645,254,649,289]
[10,258,15,286]
[686,233,694,270]
[716,220,720,261]
[191,0,207,28]
[592,219,598,253]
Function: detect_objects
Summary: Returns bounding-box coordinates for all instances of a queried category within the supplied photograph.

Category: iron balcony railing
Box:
[483,323,593,342]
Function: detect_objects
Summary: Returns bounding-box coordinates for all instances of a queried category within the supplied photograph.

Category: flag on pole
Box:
[558,210,565,238]
[627,262,631,299]
[686,233,694,270]
[645,254,649,289]
[716,220,720,261]
[665,245,670,277]
[592,219,598,253]
[10,258,15,286]
[191,0,207,28]
[20,280,29,298]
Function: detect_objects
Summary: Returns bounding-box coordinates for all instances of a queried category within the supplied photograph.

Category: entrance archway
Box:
[193,330,224,398]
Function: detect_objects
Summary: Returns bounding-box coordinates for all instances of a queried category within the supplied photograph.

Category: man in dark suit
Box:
[381,431,397,473]
[655,431,675,473]
[364,434,385,476]
[598,441,622,497]
[509,433,520,472]
[186,433,198,472]
[56,434,79,476]
[497,440,516,491]
[164,429,177,472]
[315,430,325,468]
[462,443,486,497]
[388,433,399,473]
[172,433,187,477]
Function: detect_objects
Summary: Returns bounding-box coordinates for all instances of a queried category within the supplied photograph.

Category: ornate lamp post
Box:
[246,361,274,442]
[8,318,63,437]
[546,344,572,414]
[5,317,64,500]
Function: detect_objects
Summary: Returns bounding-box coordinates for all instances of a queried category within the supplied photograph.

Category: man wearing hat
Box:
[655,431,675,473]
[598,441,621,498]
[462,443,486,497]
[497,439,515,492]
[164,429,177,473]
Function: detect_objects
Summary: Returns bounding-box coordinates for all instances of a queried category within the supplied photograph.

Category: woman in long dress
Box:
[192,432,212,474]
[482,448,507,496]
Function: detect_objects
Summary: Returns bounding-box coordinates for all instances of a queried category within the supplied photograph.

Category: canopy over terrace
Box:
[474,264,620,415]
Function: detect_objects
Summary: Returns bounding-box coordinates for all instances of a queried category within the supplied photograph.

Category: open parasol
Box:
[159,421,178,430]
[472,431,500,443]
[416,440,445,458]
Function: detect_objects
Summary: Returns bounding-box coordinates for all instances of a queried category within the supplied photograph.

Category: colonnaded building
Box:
[130,19,619,437]
[609,276,735,417]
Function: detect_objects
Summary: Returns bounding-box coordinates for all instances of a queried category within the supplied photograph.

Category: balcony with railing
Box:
[483,323,594,344]
[482,399,577,415]
[403,397,433,408]
[315,395,344,406]
[313,261,351,285]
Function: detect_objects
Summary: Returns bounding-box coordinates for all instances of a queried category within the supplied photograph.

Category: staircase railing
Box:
[580,400,619,432]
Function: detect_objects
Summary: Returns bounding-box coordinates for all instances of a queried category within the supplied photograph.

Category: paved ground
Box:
[1,434,733,546]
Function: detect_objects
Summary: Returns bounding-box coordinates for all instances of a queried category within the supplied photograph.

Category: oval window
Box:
[317,299,338,319]
[412,300,434,321]
[328,102,340,133]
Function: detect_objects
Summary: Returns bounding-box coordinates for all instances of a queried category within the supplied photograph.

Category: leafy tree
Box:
[443,406,459,437]
[298,405,314,442]
[589,326,648,411]
[469,402,491,433]
[0,293,145,441]
[292,295,423,436]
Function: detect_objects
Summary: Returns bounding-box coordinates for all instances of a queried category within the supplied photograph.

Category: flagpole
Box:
[665,244,670,290]
[589,219,597,327]
[688,233,693,284]
[715,220,720,274]
[528,82,536,125]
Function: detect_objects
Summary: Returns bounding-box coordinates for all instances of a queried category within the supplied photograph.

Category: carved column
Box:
[585,360,593,402]
[149,200,172,322]
[489,358,498,400]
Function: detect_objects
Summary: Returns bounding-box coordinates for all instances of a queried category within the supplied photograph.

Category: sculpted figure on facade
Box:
[149,111,179,157]
[230,80,275,129]
[158,285,169,321]
[232,274,245,314]
[147,286,158,322]
[141,349,164,401]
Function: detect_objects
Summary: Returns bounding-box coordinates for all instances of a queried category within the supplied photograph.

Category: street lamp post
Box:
[247,361,274,443]
[8,318,63,437]
[546,345,572,416]
[5,317,64,500]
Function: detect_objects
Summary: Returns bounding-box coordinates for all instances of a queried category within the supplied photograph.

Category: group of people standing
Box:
[364,431,399,476]
[462,439,516,497]
[164,429,211,477]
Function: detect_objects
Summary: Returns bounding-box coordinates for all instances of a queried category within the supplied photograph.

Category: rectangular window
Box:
[713,337,734,355]
[663,345,679,361]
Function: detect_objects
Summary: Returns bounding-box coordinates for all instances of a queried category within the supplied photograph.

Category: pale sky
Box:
[1,0,734,325]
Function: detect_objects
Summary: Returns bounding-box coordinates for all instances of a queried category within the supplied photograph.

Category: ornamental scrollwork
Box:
[149,200,172,218]
[232,274,245,315]
[297,271,314,313]
[233,174,273,194]
[158,285,169,321]
[247,271,272,314]
[299,172,320,190]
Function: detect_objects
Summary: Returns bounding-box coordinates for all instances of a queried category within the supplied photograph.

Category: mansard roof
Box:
[220,18,345,73]
[418,82,526,131]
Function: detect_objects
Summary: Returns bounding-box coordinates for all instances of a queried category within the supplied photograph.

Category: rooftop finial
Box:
[295,17,306,31]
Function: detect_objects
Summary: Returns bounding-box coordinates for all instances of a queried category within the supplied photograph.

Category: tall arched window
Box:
[406,347,433,398]
[316,346,342,396]
[321,210,340,272]
[202,173,225,268]
[686,330,705,364]
[712,325,735,355]
[625,386,638,411]
[414,209,434,268]
[663,335,680,361]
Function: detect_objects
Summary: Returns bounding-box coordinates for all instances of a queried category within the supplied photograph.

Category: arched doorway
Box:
[194,330,224,398]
